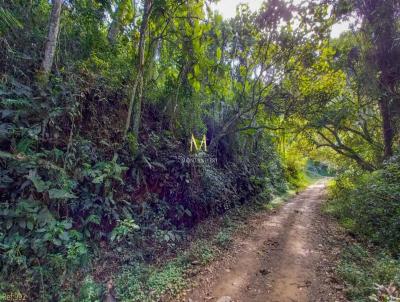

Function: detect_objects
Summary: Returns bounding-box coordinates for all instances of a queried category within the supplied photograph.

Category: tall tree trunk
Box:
[379,96,393,159]
[40,0,62,82]
[360,0,398,159]
[108,18,120,45]
[124,0,152,138]
[132,75,144,136]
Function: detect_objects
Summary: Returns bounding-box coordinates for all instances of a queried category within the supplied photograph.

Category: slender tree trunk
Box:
[132,76,144,136]
[125,76,141,136]
[108,3,121,45]
[124,0,152,138]
[40,0,62,82]
[379,97,393,159]
[108,18,120,45]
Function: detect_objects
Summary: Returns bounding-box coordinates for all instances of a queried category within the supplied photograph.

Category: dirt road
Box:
[186,181,347,302]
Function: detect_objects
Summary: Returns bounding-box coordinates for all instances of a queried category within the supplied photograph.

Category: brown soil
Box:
[184,181,348,302]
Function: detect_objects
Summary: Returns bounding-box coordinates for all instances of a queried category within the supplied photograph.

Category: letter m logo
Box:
[190,134,207,152]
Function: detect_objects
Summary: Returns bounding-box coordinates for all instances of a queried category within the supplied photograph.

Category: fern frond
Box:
[0,98,33,109]
[0,7,23,33]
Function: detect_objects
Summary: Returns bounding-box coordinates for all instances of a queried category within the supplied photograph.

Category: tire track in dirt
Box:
[185,181,347,302]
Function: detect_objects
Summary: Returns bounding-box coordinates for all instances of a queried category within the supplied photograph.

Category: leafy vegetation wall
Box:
[326,155,400,300]
[0,1,303,300]
[1,0,399,300]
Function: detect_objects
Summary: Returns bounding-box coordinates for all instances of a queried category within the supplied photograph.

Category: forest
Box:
[0,0,399,301]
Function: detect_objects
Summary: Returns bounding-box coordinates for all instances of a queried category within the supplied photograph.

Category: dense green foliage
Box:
[328,157,400,255]
[337,244,400,301]
[323,1,400,300]
[326,157,400,300]
[1,0,399,300]
[0,0,299,299]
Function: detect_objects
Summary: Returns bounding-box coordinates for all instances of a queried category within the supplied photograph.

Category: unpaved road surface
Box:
[186,181,347,302]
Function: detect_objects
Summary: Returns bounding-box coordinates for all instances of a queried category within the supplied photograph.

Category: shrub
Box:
[327,155,400,301]
[189,240,216,265]
[282,149,309,189]
[338,244,400,301]
[214,230,232,249]
[327,156,400,255]
[115,261,186,302]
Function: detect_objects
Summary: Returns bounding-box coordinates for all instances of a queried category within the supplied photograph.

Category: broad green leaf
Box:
[194,65,200,77]
[92,175,104,184]
[53,239,61,246]
[216,48,222,61]
[63,221,72,230]
[193,80,201,92]
[59,232,70,241]
[48,189,77,199]
[38,207,54,226]
[6,220,12,230]
[18,220,26,229]
[26,170,49,193]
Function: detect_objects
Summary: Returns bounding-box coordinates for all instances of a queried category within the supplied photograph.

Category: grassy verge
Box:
[109,188,302,302]
[337,244,400,302]
[324,162,400,302]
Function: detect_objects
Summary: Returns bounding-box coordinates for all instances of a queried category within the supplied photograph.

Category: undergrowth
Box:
[338,244,400,301]
[115,261,186,302]
[109,183,304,302]
[326,155,400,301]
